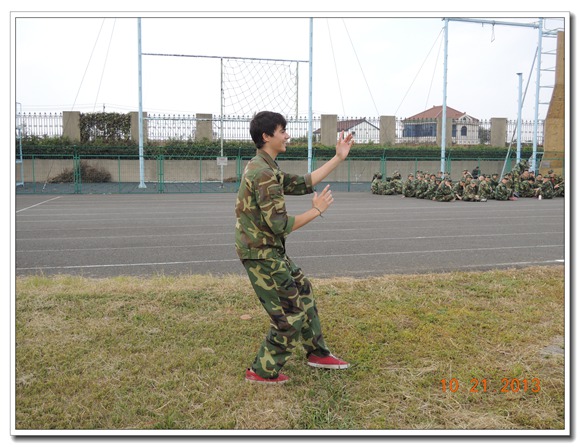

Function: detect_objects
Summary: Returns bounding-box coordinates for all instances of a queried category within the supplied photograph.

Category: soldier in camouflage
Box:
[370,172,382,194]
[494,175,515,200]
[402,174,416,197]
[415,175,430,199]
[490,173,500,190]
[548,170,565,197]
[478,176,494,201]
[462,179,481,202]
[424,178,441,201]
[236,111,352,384]
[453,178,465,200]
[388,170,403,195]
[517,177,534,198]
[537,176,555,199]
[433,178,456,202]
[554,179,565,197]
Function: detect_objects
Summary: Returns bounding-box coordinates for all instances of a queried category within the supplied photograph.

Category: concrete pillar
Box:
[196,113,213,141]
[130,111,147,144]
[62,111,81,142]
[321,114,338,146]
[379,116,396,145]
[490,118,507,148]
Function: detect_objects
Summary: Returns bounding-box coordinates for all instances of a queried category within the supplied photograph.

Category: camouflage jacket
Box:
[415,180,430,198]
[424,182,439,200]
[478,181,494,199]
[539,181,555,198]
[402,179,415,197]
[235,150,313,259]
[390,178,403,194]
[463,182,478,199]
[494,183,512,200]
[435,182,454,199]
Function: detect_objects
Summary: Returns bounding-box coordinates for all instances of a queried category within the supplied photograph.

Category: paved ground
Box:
[15,192,566,278]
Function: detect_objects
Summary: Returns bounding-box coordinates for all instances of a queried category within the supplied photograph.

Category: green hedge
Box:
[18,136,536,160]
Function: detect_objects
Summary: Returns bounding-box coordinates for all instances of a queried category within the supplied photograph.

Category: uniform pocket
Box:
[268,184,285,214]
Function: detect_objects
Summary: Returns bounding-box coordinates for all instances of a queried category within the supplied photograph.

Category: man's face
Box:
[264,125,290,154]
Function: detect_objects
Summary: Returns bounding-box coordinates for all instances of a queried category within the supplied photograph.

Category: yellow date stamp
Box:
[441,378,541,393]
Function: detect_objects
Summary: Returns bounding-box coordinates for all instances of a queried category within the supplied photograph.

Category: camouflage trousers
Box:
[242,255,330,379]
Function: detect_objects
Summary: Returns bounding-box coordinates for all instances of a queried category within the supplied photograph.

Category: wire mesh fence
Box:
[15,153,563,194]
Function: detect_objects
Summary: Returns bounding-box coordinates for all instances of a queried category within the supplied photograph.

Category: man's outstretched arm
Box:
[310,131,354,186]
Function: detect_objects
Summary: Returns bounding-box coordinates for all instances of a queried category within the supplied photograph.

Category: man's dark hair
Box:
[250,111,287,149]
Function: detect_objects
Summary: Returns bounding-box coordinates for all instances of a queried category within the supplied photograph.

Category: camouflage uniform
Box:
[511,160,529,179]
[370,174,382,194]
[434,180,456,202]
[382,180,398,195]
[415,178,430,199]
[377,179,391,195]
[478,178,494,200]
[518,179,534,198]
[549,170,565,197]
[402,175,416,197]
[424,179,440,200]
[494,179,513,200]
[538,179,555,199]
[554,180,565,197]
[235,150,330,379]
[389,171,403,194]
[453,180,465,200]
[462,180,480,201]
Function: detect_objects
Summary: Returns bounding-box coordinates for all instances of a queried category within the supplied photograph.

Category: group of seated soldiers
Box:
[371,161,564,202]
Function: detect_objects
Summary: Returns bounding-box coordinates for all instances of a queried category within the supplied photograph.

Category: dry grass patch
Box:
[15,266,565,431]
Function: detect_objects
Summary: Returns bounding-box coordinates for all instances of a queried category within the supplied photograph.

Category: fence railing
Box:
[15,113,544,146]
[15,153,561,195]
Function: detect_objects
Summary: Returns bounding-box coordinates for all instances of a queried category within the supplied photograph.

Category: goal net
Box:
[221,57,301,118]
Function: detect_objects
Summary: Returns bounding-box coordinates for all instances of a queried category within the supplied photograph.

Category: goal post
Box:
[219,55,306,184]
[221,56,303,119]
[140,49,309,185]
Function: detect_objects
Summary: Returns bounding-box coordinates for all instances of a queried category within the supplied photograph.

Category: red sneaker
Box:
[245,368,289,384]
[307,353,350,370]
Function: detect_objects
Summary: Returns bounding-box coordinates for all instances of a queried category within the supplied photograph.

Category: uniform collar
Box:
[256,150,279,171]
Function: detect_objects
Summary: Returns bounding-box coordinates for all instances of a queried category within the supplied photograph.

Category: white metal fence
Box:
[15,112,544,145]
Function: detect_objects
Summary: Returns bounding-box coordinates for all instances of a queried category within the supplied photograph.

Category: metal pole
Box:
[137,18,146,188]
[440,18,449,174]
[16,102,24,187]
[295,61,299,119]
[220,58,224,186]
[532,18,543,173]
[516,73,523,163]
[308,18,313,173]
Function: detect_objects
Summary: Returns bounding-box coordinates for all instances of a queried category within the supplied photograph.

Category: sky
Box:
[13,12,568,121]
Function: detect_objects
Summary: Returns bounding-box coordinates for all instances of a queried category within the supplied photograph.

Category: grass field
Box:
[15,266,565,431]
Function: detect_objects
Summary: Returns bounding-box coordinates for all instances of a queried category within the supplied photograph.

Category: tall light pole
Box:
[137,18,146,188]
[440,18,449,174]
[516,72,523,163]
[308,18,313,173]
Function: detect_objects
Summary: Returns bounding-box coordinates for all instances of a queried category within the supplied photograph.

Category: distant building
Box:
[402,105,480,145]
[314,118,380,144]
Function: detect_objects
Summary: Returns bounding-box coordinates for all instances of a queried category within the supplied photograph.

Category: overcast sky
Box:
[14,12,567,121]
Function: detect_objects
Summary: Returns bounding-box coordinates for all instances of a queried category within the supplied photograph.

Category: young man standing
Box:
[235,111,353,384]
